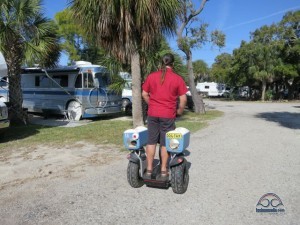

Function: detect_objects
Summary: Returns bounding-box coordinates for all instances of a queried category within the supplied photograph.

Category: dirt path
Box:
[0,100,299,225]
[0,141,124,191]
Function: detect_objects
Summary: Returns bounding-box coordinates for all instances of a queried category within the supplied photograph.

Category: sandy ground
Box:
[0,100,299,225]
[0,141,123,191]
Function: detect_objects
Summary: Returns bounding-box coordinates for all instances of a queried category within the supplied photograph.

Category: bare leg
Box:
[160,146,169,173]
[146,144,156,171]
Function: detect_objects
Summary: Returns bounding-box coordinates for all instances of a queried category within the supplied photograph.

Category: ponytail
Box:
[160,53,174,85]
[160,66,167,85]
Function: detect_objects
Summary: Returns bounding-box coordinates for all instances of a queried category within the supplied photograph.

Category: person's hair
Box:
[160,53,174,85]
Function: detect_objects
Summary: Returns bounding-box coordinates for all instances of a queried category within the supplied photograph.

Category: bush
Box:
[265,90,273,101]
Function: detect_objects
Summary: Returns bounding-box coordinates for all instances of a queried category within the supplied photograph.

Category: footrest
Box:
[144,179,170,189]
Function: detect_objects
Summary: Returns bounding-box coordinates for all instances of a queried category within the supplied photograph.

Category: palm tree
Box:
[0,0,60,125]
[71,0,179,127]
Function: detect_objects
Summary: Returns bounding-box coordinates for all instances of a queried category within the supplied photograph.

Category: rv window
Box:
[124,81,132,90]
[83,72,93,88]
[95,72,111,87]
[75,74,83,88]
[205,86,209,89]
[35,76,40,86]
[40,76,50,87]
[52,75,68,87]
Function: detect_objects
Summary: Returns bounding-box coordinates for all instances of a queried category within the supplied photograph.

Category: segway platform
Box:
[143,164,170,189]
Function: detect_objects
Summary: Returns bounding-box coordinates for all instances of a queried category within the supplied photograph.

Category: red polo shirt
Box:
[142,67,187,118]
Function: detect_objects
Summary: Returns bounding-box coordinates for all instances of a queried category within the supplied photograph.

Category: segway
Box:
[123,126,190,194]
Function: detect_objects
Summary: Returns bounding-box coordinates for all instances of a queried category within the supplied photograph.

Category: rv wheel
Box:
[67,101,82,121]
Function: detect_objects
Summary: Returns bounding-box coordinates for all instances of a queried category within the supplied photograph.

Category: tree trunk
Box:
[287,77,300,100]
[274,82,279,100]
[4,49,28,126]
[187,52,205,114]
[248,86,253,100]
[131,52,144,127]
[261,80,267,101]
[175,0,208,114]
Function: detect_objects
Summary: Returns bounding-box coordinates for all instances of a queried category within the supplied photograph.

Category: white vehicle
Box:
[0,52,9,130]
[121,79,132,110]
[0,76,8,103]
[0,61,122,121]
[0,101,9,130]
[196,82,228,97]
[0,52,8,102]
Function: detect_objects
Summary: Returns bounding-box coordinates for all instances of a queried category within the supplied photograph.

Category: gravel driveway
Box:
[0,100,299,225]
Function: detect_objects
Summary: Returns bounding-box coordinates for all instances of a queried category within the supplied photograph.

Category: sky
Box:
[43,0,300,67]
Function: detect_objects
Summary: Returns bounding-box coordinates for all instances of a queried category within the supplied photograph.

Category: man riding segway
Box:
[124,53,190,194]
[141,53,187,181]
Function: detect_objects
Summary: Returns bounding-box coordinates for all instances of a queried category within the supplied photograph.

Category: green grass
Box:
[0,110,223,151]
[176,110,223,132]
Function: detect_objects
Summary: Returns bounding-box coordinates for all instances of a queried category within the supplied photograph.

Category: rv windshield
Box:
[94,72,111,87]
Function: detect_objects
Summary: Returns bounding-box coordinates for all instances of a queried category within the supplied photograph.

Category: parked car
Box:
[0,51,9,132]
[124,100,148,124]
[122,79,132,111]
[0,101,9,132]
[186,87,194,110]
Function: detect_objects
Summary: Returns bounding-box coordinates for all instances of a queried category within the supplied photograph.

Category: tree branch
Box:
[177,0,208,39]
[188,0,208,20]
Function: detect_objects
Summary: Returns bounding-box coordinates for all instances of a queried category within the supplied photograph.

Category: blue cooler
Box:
[165,127,190,153]
[123,126,148,150]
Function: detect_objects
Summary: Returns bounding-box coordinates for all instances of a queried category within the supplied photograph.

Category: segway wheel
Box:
[127,162,144,188]
[170,162,189,194]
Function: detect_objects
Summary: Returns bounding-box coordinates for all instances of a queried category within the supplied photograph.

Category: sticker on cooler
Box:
[165,127,190,153]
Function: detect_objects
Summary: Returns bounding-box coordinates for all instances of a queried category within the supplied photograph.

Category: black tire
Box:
[122,98,130,109]
[125,103,132,116]
[170,162,189,194]
[127,162,144,188]
[188,102,194,111]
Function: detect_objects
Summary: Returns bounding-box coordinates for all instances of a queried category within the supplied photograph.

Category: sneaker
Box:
[143,170,152,179]
[157,171,169,181]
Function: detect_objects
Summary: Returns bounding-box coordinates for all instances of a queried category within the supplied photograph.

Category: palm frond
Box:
[70,0,179,63]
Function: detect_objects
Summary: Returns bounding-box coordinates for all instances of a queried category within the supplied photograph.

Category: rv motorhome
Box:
[0,61,122,120]
[196,82,229,97]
